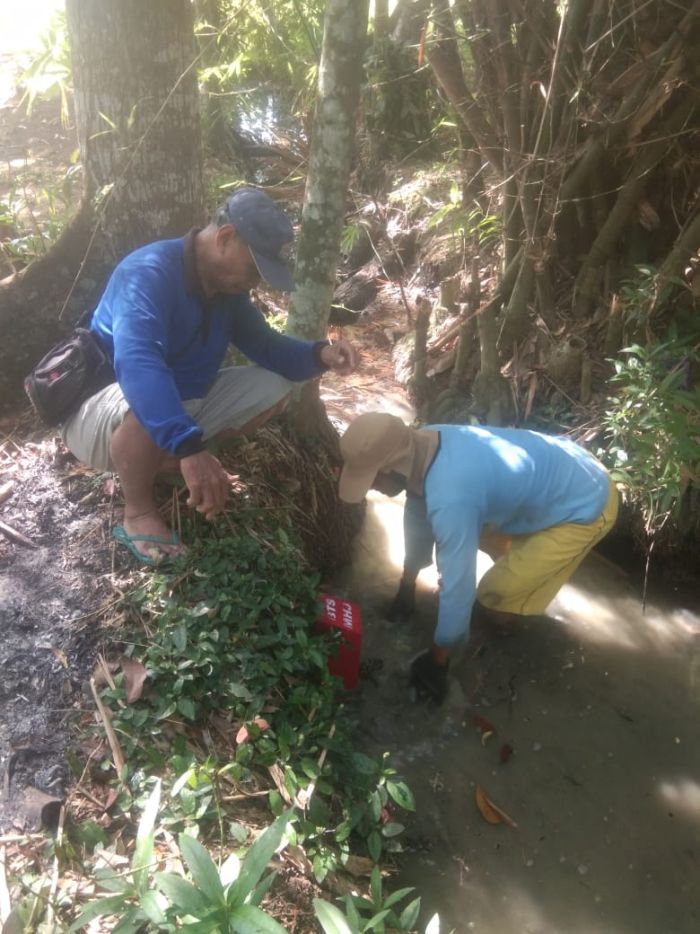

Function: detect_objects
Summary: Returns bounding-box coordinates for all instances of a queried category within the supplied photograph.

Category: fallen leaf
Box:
[500,743,514,764]
[267,764,293,805]
[343,853,375,878]
[51,647,69,668]
[473,715,497,735]
[481,730,494,746]
[475,785,501,824]
[101,788,119,812]
[236,718,270,745]
[120,656,148,703]
[475,785,518,829]
[103,477,118,496]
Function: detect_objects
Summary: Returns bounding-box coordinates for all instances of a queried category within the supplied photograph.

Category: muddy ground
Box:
[339,492,700,934]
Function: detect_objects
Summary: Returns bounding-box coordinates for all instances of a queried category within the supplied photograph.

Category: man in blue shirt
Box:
[338,413,618,703]
[62,188,358,564]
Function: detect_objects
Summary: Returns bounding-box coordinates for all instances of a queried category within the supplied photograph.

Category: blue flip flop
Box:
[112,526,182,566]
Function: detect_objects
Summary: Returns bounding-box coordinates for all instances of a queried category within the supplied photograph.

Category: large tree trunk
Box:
[0,0,204,410]
[66,0,204,259]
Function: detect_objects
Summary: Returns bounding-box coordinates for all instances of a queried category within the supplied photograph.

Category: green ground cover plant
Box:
[43,503,419,930]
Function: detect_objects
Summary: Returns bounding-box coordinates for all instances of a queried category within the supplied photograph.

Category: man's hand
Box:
[180,450,230,521]
[409,648,449,704]
[320,339,359,375]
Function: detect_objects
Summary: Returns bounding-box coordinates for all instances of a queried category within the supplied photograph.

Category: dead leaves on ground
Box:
[470,713,518,831]
[475,785,518,830]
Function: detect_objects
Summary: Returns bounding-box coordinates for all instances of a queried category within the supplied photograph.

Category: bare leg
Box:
[110,396,291,557]
[110,412,184,557]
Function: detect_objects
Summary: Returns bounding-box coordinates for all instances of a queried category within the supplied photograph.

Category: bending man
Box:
[338,413,618,702]
[62,187,358,563]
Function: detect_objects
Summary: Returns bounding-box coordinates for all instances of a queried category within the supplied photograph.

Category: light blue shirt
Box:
[422,425,610,647]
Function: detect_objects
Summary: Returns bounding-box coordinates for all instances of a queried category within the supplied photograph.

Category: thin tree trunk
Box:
[287,0,369,344]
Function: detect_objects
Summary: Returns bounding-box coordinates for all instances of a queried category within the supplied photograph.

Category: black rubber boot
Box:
[386,577,416,623]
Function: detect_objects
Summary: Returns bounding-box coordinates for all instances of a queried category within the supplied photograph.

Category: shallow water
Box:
[336,492,700,934]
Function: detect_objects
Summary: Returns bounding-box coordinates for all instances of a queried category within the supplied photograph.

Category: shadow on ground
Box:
[335,492,700,934]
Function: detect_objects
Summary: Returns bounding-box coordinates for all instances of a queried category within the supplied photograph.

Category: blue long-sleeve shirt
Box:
[89,234,325,456]
[422,425,610,647]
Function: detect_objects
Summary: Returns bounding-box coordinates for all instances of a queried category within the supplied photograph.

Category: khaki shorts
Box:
[476,476,619,615]
[61,366,293,472]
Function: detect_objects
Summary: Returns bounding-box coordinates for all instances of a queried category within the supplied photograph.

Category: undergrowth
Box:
[9,504,423,931]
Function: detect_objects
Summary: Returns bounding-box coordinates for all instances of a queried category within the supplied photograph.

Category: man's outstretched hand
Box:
[180,450,231,521]
[410,649,449,704]
[320,339,359,375]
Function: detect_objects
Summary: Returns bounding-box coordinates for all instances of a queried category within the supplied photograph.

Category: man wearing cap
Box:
[61,187,358,563]
[338,413,618,703]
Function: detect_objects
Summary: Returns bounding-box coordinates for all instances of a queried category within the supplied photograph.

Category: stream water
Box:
[336,492,700,934]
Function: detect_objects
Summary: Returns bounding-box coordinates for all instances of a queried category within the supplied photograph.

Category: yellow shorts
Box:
[475,477,619,615]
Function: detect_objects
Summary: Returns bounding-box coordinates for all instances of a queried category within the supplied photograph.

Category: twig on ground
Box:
[89,677,126,780]
[0,519,37,548]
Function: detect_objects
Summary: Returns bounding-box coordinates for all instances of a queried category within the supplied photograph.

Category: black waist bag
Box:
[24,328,115,426]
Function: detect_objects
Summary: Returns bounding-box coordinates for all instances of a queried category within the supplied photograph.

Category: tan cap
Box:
[339,413,412,503]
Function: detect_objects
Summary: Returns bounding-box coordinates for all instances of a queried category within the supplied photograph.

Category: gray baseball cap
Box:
[220,187,295,291]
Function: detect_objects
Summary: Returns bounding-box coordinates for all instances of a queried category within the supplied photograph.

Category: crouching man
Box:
[62,187,358,564]
[337,413,618,703]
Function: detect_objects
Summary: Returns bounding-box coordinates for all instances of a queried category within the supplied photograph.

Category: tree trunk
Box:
[66,0,204,260]
[0,0,204,411]
[287,0,369,347]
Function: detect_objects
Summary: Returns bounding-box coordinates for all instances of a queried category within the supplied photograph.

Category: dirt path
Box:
[0,435,114,829]
[338,493,700,934]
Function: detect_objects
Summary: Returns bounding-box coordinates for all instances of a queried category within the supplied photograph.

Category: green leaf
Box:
[313,898,355,934]
[342,893,362,930]
[178,697,197,720]
[220,851,241,888]
[365,908,392,930]
[370,866,382,905]
[154,871,209,916]
[229,903,290,933]
[367,830,382,863]
[381,886,414,910]
[139,889,167,924]
[351,753,378,776]
[69,894,131,931]
[179,833,226,905]
[227,810,292,907]
[94,867,128,894]
[398,896,421,930]
[386,780,415,812]
[132,778,161,894]
[381,822,405,838]
[112,906,148,933]
[250,868,279,907]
